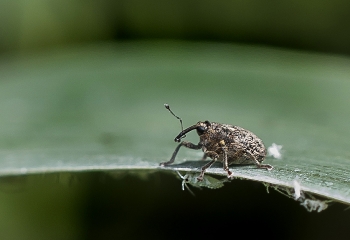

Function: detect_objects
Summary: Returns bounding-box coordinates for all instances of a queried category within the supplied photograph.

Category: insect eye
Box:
[196,126,206,135]
[204,120,211,126]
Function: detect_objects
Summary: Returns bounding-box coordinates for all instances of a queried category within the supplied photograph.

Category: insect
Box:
[160,104,273,181]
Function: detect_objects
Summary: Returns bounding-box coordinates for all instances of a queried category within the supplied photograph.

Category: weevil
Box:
[160,104,273,181]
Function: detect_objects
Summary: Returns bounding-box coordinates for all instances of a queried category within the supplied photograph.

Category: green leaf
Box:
[0,41,349,205]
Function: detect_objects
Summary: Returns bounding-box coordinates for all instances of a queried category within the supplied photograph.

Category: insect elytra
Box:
[160,104,273,181]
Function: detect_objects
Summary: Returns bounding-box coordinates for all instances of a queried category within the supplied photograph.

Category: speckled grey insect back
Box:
[160,104,273,181]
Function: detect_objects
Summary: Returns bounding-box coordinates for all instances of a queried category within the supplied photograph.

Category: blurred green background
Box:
[2,0,350,55]
[0,1,350,240]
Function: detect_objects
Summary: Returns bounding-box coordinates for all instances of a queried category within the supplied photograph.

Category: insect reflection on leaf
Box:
[176,171,230,196]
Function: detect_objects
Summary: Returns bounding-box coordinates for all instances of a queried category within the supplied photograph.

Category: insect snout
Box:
[174,136,181,142]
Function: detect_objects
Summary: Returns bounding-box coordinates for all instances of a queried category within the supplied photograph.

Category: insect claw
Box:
[159,162,166,167]
[266,164,274,171]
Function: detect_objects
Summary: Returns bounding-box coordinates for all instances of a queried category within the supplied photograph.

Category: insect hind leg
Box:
[248,152,274,170]
[256,163,273,170]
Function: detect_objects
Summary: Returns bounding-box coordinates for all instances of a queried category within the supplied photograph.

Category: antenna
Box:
[164,103,186,139]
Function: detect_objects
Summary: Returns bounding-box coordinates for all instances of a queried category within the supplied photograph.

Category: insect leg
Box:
[246,151,274,170]
[197,151,218,181]
[256,162,273,170]
[219,140,232,178]
[201,153,208,160]
[160,141,202,166]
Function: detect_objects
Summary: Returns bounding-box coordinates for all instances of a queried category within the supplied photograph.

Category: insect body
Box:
[160,104,273,181]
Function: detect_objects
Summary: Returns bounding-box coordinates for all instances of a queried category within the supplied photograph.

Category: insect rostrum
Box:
[160,105,273,181]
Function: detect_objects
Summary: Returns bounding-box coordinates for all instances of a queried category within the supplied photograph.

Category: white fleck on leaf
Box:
[267,143,283,159]
[293,179,301,200]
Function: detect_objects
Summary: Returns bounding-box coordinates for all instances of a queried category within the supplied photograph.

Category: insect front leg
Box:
[197,150,219,181]
[160,141,202,166]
